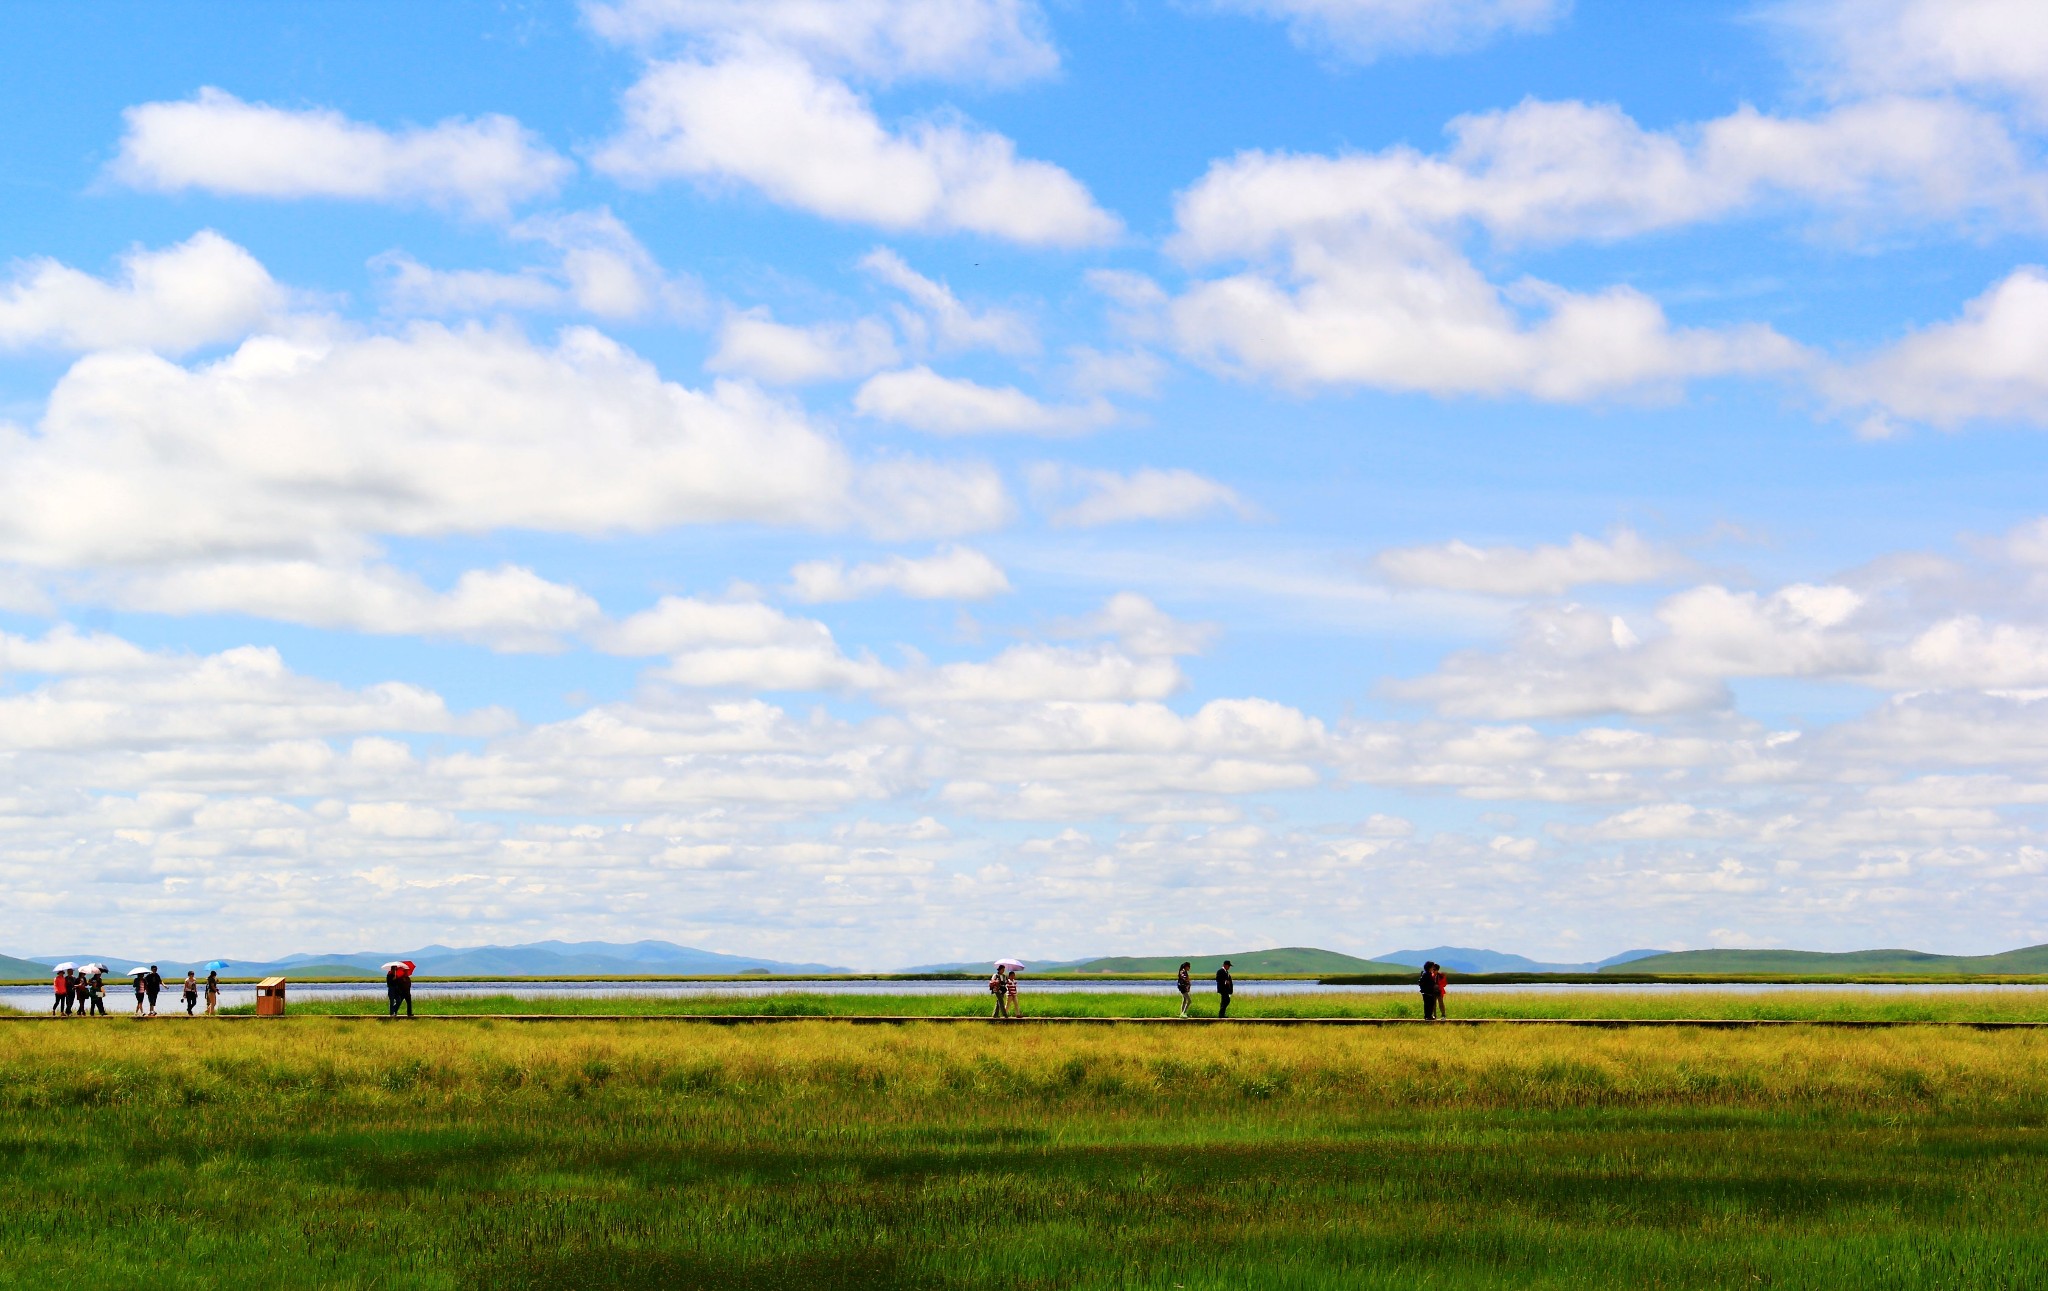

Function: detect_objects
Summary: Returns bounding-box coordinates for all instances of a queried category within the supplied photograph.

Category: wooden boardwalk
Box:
[7,1014,2048,1029]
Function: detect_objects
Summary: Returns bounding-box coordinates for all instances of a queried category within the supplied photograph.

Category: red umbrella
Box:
[381,960,416,976]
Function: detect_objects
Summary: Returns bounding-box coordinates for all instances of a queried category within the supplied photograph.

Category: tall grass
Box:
[3,1022,2045,1287]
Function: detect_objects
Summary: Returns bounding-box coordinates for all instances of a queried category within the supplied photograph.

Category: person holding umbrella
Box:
[384,960,415,1018]
[128,968,147,1015]
[203,963,226,1015]
[87,967,107,1017]
[142,965,162,1017]
[994,959,1025,1020]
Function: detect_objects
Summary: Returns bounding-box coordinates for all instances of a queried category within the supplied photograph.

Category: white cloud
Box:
[886,643,1186,704]
[1059,592,1217,657]
[1171,227,1804,400]
[1785,0,2048,114]
[859,248,1035,353]
[1376,528,1687,596]
[1214,0,1567,61]
[1172,97,2048,260]
[103,562,601,653]
[376,208,696,321]
[706,308,900,383]
[1827,268,2048,429]
[110,88,571,219]
[596,595,837,655]
[788,545,1011,602]
[0,322,1006,568]
[0,232,286,355]
[855,367,1115,434]
[593,52,1118,246]
[1032,464,1250,527]
[1392,584,1869,719]
[584,0,1059,85]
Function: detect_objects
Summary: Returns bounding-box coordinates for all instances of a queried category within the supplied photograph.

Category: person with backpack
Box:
[989,967,1010,1020]
[1418,962,1442,1020]
[1176,962,1193,1018]
[1215,960,1235,1019]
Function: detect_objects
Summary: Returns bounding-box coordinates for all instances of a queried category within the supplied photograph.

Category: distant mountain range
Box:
[11,940,846,979]
[1065,947,1409,975]
[1378,946,1667,974]
[1610,945,2048,975]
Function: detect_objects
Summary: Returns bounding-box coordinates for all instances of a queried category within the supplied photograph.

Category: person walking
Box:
[132,972,146,1015]
[51,969,68,1016]
[1418,961,1441,1021]
[70,971,86,1017]
[204,970,219,1016]
[395,964,414,1019]
[989,967,1009,1020]
[1005,968,1020,1019]
[1176,962,1193,1018]
[1433,964,1450,1019]
[1215,960,1235,1019]
[88,972,106,1017]
[142,965,161,1017]
[181,971,199,1016]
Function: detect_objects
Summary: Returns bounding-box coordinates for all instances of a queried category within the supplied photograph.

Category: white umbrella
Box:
[127,967,150,977]
[82,964,108,975]
[381,960,416,973]
[994,958,1026,971]
[52,962,77,972]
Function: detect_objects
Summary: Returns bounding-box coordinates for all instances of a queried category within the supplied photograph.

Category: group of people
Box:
[385,962,415,1017]
[1174,960,1236,1017]
[987,965,1022,1018]
[1418,961,1451,1019]
[50,965,219,1017]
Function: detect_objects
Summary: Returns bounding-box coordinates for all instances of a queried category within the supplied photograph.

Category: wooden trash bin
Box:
[255,976,287,1016]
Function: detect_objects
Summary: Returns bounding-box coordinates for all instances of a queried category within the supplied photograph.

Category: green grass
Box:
[2,1021,2046,1288]
[197,986,2048,1022]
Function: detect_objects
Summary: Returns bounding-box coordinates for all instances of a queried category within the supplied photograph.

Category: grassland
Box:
[3,1018,2047,1288]
[194,986,2048,1023]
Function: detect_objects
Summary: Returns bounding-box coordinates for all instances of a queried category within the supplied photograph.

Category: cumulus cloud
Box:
[1826,268,2048,430]
[584,0,1059,84]
[0,231,287,355]
[706,308,900,383]
[103,562,601,654]
[1172,97,2048,260]
[1213,0,1567,61]
[859,248,1035,353]
[110,88,571,219]
[1030,464,1251,527]
[788,545,1011,602]
[854,367,1115,434]
[1171,226,1804,400]
[1376,527,1687,596]
[0,322,1006,569]
[1784,0,2048,114]
[1392,584,1869,718]
[592,52,1118,246]
[377,209,698,322]
[593,595,890,691]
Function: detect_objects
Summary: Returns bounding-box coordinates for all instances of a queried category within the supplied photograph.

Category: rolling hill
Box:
[1609,945,2048,975]
[1379,947,1666,974]
[1063,947,1410,975]
[0,954,53,979]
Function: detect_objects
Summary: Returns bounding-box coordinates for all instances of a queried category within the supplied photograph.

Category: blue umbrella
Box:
[203,960,230,971]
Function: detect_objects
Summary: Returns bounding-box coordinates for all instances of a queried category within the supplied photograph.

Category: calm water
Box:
[8,978,2048,1014]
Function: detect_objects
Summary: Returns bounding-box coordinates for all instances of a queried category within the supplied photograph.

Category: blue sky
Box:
[6,0,2048,966]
